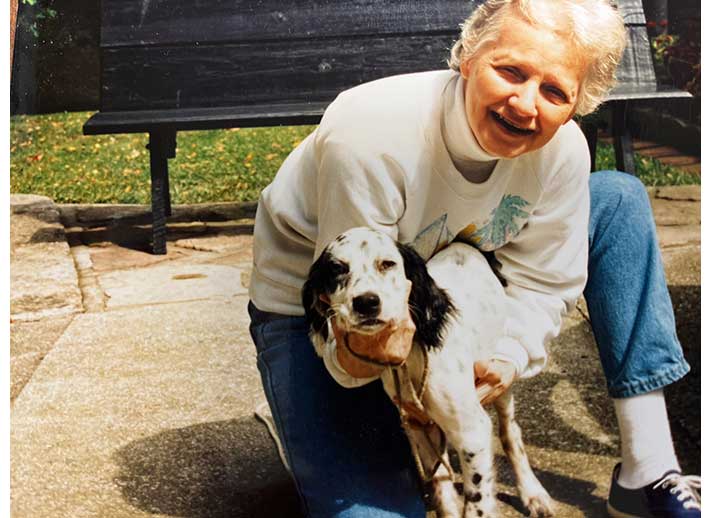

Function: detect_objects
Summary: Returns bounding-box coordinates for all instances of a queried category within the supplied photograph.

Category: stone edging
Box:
[56,201,258,227]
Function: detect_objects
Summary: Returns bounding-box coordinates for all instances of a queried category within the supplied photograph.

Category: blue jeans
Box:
[585,171,689,397]
[248,170,690,517]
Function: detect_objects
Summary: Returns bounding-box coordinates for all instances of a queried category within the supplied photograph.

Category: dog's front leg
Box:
[426,386,497,518]
[494,390,555,517]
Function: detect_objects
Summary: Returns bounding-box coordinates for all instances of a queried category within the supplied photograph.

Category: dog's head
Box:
[302,227,454,356]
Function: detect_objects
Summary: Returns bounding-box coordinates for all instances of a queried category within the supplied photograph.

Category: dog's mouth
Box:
[355,318,387,331]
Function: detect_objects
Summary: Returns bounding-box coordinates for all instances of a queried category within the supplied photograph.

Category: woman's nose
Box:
[508,82,538,117]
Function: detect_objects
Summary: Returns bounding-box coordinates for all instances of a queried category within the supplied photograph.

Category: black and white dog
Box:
[302,227,554,518]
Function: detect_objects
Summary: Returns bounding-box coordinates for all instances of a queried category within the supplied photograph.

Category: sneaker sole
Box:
[607,501,647,518]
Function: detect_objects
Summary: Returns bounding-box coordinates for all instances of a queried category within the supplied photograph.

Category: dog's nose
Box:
[352,292,381,318]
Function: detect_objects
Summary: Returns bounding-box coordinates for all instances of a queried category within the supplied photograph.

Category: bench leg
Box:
[581,119,598,172]
[147,129,176,254]
[611,100,637,175]
[164,131,177,217]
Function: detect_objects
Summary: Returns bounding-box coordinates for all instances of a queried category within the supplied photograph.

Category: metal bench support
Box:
[582,101,637,176]
[611,101,637,175]
[146,129,176,254]
[582,120,599,172]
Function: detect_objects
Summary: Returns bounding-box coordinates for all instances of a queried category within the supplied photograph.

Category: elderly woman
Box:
[247,0,700,516]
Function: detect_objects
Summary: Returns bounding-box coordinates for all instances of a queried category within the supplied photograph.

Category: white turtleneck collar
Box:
[441,73,499,183]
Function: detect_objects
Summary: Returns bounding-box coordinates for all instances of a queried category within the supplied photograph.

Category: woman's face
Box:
[460,14,585,158]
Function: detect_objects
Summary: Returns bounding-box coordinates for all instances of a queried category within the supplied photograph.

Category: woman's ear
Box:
[460,57,472,80]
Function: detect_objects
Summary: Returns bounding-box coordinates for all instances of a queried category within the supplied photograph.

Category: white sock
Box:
[613,389,680,489]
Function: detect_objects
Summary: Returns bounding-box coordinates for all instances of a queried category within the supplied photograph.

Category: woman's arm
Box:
[490,151,591,379]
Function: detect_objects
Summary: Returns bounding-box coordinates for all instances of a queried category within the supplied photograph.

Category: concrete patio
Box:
[10,186,701,517]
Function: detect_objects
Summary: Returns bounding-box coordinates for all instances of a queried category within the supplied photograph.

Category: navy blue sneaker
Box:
[607,463,701,517]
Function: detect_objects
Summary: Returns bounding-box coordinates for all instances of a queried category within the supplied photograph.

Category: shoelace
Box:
[653,473,702,510]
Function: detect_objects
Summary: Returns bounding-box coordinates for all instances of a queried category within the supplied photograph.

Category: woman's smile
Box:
[490,111,536,136]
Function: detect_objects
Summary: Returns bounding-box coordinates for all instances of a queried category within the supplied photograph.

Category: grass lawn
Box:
[10,111,700,205]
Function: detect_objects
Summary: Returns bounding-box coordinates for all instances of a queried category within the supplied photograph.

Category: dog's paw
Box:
[522,490,555,517]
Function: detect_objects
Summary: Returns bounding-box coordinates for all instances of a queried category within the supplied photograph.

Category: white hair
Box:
[448,0,627,115]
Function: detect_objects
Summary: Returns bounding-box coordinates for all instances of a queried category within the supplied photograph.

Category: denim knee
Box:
[590,170,649,216]
[589,170,655,250]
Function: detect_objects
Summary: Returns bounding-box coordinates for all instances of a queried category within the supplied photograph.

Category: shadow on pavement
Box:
[113,416,302,518]
[495,459,606,517]
[64,221,255,253]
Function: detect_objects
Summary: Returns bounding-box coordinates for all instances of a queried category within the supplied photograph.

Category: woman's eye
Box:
[377,260,397,272]
[500,67,522,80]
[545,86,568,102]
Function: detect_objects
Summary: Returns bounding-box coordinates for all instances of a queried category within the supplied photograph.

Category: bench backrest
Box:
[98,0,661,113]
[100,0,473,112]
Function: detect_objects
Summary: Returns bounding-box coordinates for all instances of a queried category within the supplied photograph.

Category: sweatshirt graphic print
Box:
[410,194,532,259]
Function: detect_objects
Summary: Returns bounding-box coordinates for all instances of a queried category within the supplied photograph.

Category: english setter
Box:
[302,227,554,518]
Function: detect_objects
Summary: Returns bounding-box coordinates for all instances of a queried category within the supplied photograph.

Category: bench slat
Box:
[101,0,475,48]
[83,103,326,135]
[101,35,457,111]
[616,26,658,85]
[607,84,691,100]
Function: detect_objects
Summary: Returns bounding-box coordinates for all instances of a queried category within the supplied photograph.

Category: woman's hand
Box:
[474,359,517,405]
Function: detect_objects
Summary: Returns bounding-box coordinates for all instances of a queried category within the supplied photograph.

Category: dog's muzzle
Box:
[332,317,416,367]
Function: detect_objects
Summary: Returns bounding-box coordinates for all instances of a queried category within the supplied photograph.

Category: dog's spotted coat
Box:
[303,227,554,517]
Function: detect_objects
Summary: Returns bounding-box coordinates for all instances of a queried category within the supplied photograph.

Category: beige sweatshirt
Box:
[249,69,590,381]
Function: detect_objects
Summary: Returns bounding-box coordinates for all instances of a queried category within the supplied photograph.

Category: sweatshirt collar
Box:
[441,73,499,171]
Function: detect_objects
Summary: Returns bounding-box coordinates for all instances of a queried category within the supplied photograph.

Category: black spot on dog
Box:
[465,491,482,503]
[477,510,484,517]
[464,451,475,461]
[361,240,368,249]
[472,473,482,485]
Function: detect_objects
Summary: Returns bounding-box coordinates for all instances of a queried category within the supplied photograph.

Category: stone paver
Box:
[10,195,83,322]
[10,316,75,402]
[10,186,701,517]
[99,262,249,309]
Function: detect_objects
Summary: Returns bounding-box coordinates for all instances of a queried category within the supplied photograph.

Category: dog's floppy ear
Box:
[396,242,455,350]
[301,249,336,356]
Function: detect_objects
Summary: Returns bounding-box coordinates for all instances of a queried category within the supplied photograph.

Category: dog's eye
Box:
[377,260,397,273]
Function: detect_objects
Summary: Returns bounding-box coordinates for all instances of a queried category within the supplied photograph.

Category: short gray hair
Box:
[448,0,627,115]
